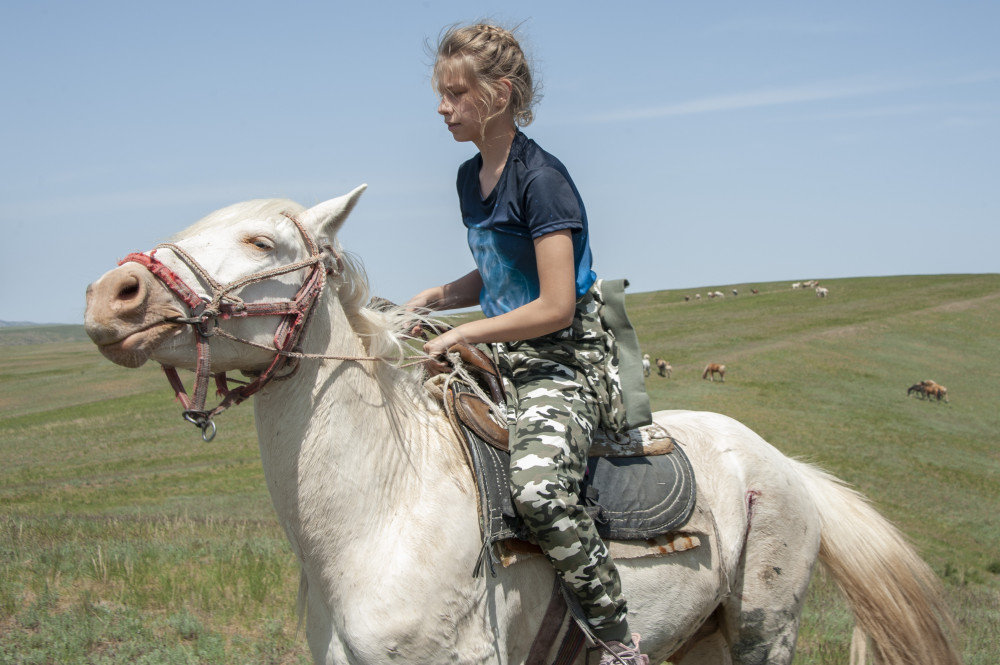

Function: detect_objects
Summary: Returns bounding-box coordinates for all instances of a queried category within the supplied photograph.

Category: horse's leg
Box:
[720,488,820,664]
[617,508,729,665]
[305,584,346,665]
[672,629,732,665]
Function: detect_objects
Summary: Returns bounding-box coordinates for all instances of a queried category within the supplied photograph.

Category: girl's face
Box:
[436,67,490,144]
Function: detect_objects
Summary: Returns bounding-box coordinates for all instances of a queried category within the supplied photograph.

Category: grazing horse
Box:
[656,358,672,378]
[643,353,651,377]
[702,363,726,382]
[83,188,960,665]
[921,380,950,403]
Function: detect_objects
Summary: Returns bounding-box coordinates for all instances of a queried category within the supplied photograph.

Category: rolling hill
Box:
[1,273,998,663]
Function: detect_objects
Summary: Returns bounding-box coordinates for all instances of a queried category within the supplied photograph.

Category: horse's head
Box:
[84,185,366,373]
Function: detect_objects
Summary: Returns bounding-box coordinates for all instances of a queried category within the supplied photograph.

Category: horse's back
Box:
[651,408,820,509]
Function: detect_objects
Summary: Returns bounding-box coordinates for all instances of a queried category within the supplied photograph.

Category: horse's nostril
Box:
[118,277,141,301]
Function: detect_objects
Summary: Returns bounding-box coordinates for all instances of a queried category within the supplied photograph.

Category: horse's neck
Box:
[252,294,473,563]
[249,293,552,662]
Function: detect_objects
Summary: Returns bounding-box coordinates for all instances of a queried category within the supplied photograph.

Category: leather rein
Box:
[119,211,366,441]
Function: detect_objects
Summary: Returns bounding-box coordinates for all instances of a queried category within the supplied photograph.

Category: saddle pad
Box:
[453,396,698,563]
[584,448,697,540]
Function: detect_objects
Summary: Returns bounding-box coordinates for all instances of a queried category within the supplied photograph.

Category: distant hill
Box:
[0,324,89,345]
[0,320,52,327]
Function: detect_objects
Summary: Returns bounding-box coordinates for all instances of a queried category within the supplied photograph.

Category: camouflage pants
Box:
[495,289,631,644]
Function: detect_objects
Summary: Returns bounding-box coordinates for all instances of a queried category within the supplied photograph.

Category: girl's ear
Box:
[496,78,514,107]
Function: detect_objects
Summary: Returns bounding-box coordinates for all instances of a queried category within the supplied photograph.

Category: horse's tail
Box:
[796,461,962,665]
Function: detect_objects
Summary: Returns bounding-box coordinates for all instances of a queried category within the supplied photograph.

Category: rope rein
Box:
[441,349,508,425]
[208,326,427,369]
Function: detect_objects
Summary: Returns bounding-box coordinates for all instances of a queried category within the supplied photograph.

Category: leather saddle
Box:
[438,342,678,457]
[430,343,697,577]
[440,343,510,451]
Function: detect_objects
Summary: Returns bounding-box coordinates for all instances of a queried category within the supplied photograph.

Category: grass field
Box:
[2,274,999,664]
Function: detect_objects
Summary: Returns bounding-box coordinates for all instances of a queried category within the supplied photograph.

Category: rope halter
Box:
[118,212,343,441]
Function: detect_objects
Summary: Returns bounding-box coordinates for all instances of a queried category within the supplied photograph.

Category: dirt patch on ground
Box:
[923,291,1000,314]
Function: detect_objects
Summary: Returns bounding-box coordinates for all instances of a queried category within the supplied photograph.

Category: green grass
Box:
[2,274,999,663]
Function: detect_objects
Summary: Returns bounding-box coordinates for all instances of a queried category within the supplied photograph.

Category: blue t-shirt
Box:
[457,132,597,318]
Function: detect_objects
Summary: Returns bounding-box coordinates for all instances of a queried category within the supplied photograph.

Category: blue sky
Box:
[2,1,997,324]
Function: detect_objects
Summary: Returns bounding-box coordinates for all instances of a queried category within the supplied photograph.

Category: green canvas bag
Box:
[597,278,653,429]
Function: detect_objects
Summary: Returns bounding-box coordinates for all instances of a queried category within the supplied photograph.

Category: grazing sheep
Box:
[656,358,672,378]
[642,353,651,377]
[702,363,726,382]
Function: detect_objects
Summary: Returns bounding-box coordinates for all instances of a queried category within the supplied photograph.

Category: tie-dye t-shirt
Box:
[457,132,596,318]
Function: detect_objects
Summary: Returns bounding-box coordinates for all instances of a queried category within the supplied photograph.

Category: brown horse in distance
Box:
[702,363,726,382]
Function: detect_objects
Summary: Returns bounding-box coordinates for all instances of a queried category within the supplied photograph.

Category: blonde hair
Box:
[432,23,540,127]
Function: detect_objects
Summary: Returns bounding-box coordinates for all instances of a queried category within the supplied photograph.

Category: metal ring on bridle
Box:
[168,312,218,338]
[183,410,218,442]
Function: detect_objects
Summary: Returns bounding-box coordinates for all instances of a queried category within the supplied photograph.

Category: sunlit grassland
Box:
[1,336,300,664]
[1,274,999,664]
[631,274,1000,664]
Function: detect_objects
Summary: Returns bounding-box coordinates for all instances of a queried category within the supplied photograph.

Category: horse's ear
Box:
[299,184,367,236]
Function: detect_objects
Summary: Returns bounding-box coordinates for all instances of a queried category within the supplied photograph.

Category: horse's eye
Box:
[247,236,275,251]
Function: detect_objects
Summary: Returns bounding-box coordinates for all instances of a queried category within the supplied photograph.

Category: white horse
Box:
[83,187,961,665]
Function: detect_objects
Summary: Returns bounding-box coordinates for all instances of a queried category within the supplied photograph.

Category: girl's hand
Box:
[404,289,438,339]
[422,327,468,375]
[404,271,484,340]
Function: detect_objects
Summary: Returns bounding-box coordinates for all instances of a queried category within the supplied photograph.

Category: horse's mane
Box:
[338,251,432,370]
[330,226,469,481]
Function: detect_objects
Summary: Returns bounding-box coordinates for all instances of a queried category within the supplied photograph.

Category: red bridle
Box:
[119,212,342,441]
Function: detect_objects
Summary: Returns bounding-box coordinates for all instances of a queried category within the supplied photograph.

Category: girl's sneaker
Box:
[598,633,649,665]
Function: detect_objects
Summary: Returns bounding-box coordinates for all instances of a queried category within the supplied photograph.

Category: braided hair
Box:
[433,23,540,127]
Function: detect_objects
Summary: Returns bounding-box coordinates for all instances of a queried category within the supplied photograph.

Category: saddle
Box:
[437,343,680,457]
[429,343,697,577]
